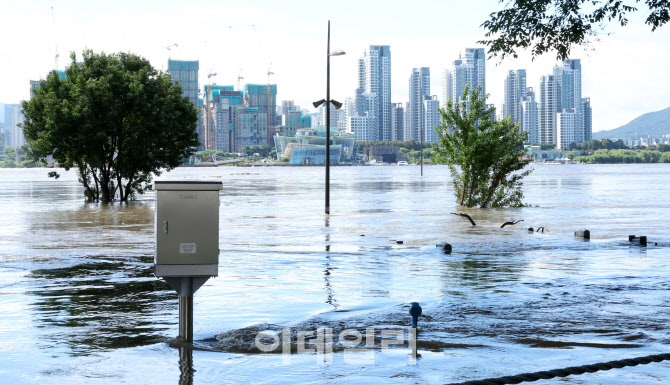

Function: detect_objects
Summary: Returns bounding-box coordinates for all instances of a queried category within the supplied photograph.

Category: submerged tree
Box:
[434,86,531,208]
[481,0,670,60]
[22,50,199,203]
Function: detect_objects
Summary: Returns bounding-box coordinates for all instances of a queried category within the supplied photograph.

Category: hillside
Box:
[594,106,670,139]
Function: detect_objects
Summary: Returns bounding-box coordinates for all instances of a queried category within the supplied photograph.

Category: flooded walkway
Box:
[1,165,669,384]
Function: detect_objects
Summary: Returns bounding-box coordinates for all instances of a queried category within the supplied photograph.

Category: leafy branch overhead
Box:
[480,0,670,60]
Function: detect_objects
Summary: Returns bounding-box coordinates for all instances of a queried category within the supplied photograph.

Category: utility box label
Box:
[180,243,197,254]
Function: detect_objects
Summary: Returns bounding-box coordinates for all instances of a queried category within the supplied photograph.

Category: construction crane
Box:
[266,66,274,145]
[250,24,276,146]
[166,43,178,59]
[204,70,217,150]
[51,5,59,70]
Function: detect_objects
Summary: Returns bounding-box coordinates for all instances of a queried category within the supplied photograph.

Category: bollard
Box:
[409,302,422,328]
[574,229,590,240]
[629,235,648,247]
[436,243,452,254]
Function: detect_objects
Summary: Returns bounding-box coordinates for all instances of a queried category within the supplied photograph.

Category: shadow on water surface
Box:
[28,255,174,355]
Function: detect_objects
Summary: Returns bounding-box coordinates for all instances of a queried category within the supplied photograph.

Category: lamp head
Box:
[313,99,326,108]
[330,49,346,56]
[331,100,343,110]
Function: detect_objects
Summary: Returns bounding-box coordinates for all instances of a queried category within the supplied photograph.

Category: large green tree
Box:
[434,86,531,208]
[22,50,199,202]
[481,0,670,60]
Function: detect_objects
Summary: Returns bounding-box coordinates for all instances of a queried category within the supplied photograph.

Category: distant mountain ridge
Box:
[594,107,670,139]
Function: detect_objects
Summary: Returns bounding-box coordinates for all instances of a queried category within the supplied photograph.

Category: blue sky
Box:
[2,0,669,132]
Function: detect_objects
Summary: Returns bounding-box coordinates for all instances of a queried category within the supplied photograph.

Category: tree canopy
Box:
[22,50,199,202]
[481,0,670,60]
[434,86,531,208]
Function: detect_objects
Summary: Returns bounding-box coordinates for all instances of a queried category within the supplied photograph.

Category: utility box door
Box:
[155,182,222,266]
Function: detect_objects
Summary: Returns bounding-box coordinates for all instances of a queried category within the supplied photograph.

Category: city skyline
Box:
[1,0,669,133]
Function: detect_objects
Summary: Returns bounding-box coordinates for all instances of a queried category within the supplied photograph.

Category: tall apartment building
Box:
[403,102,411,142]
[556,60,583,143]
[409,67,430,142]
[451,48,486,103]
[557,108,577,150]
[4,104,14,148]
[204,85,249,152]
[391,102,405,141]
[244,84,277,145]
[441,69,453,107]
[11,105,25,150]
[502,69,527,122]
[539,74,560,145]
[582,97,592,142]
[348,91,376,142]
[424,96,441,143]
[167,60,199,105]
[362,45,391,141]
[537,58,591,147]
[316,103,339,129]
[235,108,268,151]
[520,87,538,144]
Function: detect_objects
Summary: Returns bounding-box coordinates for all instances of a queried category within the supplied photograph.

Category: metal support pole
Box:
[420,118,424,177]
[325,20,331,215]
[179,295,194,343]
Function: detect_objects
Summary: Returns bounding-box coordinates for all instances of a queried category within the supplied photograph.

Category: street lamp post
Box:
[314,20,345,215]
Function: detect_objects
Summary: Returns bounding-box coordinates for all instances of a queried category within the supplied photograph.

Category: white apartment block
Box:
[424,96,441,143]
[557,108,577,150]
[520,88,538,144]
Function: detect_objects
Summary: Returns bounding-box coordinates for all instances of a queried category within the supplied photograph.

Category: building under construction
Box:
[244,84,277,145]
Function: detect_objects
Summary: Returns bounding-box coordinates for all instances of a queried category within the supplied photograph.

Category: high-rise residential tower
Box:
[561,59,584,143]
[167,60,199,105]
[557,108,577,150]
[441,69,453,107]
[582,97,592,142]
[11,104,25,150]
[503,69,527,122]
[409,67,430,142]
[539,74,559,145]
[391,103,405,141]
[424,96,441,143]
[4,104,14,148]
[520,87,538,144]
[244,84,277,145]
[451,48,486,103]
[362,45,391,141]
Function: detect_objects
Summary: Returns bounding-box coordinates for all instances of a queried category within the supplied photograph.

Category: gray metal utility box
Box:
[154,181,223,277]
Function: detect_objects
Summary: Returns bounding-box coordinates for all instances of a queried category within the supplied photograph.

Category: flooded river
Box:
[1,165,670,384]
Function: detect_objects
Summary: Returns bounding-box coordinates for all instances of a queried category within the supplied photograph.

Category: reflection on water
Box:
[1,165,670,384]
[28,256,173,355]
